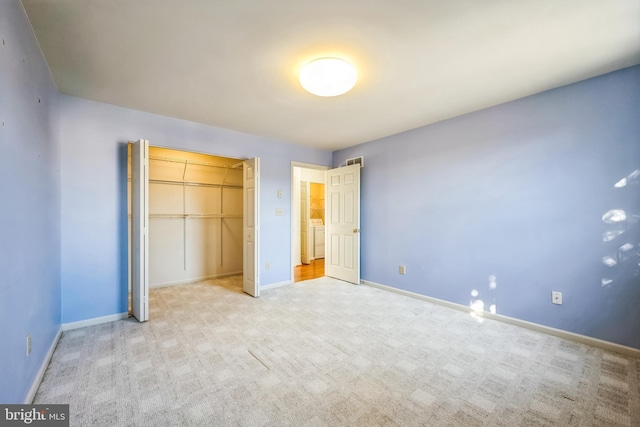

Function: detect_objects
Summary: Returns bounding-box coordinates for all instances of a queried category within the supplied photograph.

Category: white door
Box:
[132,139,149,321]
[243,158,260,297]
[300,181,310,265]
[325,164,360,284]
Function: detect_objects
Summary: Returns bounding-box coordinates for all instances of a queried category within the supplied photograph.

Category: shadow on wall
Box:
[601,169,640,288]
[468,167,640,324]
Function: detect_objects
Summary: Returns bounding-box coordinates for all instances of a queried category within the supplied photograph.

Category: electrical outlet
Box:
[265,262,271,270]
[26,334,31,357]
[552,291,562,305]
[399,265,406,275]
[275,208,283,216]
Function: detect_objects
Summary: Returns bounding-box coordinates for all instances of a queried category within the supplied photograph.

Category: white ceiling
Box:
[22,0,640,151]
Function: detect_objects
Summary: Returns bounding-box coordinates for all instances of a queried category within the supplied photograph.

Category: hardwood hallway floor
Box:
[294,259,324,282]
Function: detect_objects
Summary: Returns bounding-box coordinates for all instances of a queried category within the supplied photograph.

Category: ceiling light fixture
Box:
[299,57,358,97]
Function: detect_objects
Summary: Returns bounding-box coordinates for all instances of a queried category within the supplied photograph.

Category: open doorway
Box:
[291,163,328,282]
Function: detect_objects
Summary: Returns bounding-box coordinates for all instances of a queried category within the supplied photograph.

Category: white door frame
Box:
[290,162,329,283]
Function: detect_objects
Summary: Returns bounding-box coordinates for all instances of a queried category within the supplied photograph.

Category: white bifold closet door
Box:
[131,139,149,322]
[243,158,260,297]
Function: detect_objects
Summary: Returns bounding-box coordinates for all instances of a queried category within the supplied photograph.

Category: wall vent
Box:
[346,156,364,167]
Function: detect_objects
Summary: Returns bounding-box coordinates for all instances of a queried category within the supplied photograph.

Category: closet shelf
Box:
[149,155,242,170]
[149,213,243,219]
[149,179,242,189]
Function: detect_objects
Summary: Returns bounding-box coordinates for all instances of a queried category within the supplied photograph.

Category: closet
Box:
[146,147,243,287]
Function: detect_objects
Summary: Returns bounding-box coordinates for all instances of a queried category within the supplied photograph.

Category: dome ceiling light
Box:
[299,57,358,97]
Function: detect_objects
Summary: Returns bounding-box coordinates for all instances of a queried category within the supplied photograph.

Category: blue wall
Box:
[58,95,332,323]
[334,66,640,349]
[3,0,639,403]
[0,1,61,403]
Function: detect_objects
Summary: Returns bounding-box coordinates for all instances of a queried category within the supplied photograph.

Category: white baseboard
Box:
[27,312,129,403]
[261,280,292,291]
[62,312,129,332]
[25,327,62,404]
[362,279,640,359]
[150,272,242,288]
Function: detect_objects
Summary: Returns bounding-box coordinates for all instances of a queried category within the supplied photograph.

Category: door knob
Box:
[353,228,360,233]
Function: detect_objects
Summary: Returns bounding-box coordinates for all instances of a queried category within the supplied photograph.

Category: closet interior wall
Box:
[130,146,244,288]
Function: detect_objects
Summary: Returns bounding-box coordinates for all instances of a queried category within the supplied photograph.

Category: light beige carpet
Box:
[35,276,640,426]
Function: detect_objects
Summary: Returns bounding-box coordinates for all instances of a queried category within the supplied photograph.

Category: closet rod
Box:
[148,214,242,219]
[149,155,241,170]
[149,179,242,189]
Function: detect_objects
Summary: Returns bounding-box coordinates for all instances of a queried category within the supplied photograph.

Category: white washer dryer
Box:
[309,219,325,259]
